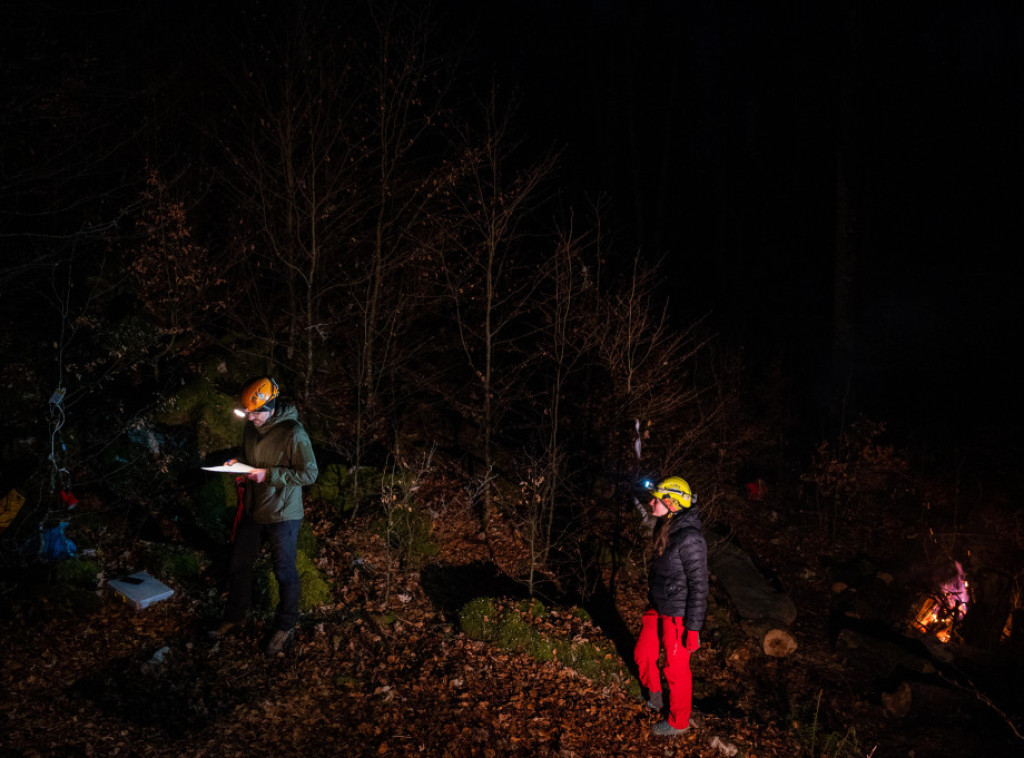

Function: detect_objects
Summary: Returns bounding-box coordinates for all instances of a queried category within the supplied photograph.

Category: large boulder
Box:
[708,530,797,626]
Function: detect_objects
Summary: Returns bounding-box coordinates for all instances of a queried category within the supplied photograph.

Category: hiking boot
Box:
[651,719,688,737]
[265,628,294,656]
[647,691,664,711]
[207,620,240,640]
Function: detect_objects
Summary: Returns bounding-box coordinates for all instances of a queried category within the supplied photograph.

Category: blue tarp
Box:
[42,521,77,561]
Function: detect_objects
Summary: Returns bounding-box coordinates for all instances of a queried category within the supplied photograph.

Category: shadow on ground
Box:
[420,560,530,622]
[68,642,258,737]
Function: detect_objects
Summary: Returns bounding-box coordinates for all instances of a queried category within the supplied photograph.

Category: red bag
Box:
[745,478,768,502]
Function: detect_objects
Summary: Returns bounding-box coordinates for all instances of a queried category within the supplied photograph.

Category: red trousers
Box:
[634,608,692,728]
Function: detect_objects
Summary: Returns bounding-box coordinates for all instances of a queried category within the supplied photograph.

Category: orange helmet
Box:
[237,377,279,414]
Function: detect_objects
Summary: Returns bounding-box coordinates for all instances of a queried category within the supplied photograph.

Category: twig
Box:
[937,666,1024,742]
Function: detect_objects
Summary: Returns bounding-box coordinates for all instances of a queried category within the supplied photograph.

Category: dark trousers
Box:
[225,515,301,632]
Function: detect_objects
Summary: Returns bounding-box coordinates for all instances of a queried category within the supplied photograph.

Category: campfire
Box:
[907,560,970,643]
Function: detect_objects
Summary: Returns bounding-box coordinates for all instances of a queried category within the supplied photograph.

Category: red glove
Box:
[683,629,700,651]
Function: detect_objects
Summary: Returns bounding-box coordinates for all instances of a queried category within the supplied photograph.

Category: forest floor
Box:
[1,435,1022,758]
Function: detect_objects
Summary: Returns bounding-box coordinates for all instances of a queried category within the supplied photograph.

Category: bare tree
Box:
[215,2,366,399]
[213,3,461,520]
[513,225,599,590]
[592,256,717,477]
[559,254,722,598]
[435,86,558,523]
[344,1,457,512]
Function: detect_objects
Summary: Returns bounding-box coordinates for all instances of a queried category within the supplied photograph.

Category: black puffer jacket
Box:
[648,505,709,630]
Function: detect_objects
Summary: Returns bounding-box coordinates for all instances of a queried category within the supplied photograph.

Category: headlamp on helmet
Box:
[648,476,695,513]
[234,377,279,417]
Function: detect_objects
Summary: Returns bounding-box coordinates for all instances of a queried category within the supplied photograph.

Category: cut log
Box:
[745,619,798,657]
[762,627,798,657]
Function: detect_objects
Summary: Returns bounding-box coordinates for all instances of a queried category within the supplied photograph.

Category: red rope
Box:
[230,476,246,542]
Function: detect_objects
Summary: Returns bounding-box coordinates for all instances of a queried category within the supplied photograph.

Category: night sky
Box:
[5,0,1024,457]
[467,1,1024,452]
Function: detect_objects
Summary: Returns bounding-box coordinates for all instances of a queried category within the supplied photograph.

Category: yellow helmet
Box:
[651,476,694,513]
[237,376,279,413]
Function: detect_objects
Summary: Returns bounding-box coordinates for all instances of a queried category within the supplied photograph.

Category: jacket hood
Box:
[255,402,298,435]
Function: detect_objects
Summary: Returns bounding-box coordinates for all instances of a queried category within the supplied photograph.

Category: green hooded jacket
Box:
[240,402,318,522]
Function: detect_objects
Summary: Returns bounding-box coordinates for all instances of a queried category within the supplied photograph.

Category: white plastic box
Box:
[108,571,174,610]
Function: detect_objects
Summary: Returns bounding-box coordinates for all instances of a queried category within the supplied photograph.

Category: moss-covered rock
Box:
[143,543,206,585]
[458,597,498,641]
[52,557,100,588]
[310,464,400,515]
[458,597,638,697]
[154,376,239,458]
[495,611,544,655]
[372,505,440,570]
[297,520,317,558]
[264,550,333,614]
[42,558,102,617]
[516,598,549,618]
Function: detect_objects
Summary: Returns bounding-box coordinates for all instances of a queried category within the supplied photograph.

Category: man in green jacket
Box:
[211,377,318,655]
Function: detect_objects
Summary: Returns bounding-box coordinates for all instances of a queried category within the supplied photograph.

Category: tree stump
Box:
[746,619,798,657]
[762,627,798,657]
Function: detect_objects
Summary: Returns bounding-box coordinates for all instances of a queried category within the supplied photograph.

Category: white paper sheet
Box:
[201,463,255,473]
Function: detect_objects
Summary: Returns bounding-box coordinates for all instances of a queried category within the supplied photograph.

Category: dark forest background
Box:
[481,0,1024,452]
[3,3,1024,755]
[2,0,1022,572]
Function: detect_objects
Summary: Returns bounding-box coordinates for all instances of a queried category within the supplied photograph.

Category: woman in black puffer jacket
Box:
[634,476,709,737]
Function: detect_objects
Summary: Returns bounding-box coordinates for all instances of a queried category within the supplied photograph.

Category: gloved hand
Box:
[683,629,700,652]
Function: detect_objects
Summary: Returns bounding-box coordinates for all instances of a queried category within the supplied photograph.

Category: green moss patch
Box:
[154,377,239,457]
[143,543,207,585]
[371,505,439,570]
[264,550,333,613]
[458,596,637,697]
[310,464,408,515]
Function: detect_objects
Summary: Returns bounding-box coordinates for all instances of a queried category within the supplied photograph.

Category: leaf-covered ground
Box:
[2,467,1021,757]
